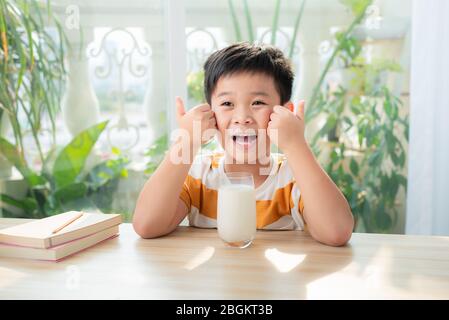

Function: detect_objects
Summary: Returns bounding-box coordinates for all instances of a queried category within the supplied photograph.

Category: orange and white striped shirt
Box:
[179,152,305,230]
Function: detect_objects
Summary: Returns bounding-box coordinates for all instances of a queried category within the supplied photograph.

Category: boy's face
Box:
[211,72,288,164]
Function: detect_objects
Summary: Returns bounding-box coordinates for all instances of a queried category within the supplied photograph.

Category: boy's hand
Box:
[175,97,217,146]
[267,100,306,153]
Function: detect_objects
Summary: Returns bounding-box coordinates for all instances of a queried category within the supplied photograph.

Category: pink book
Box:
[0,211,121,248]
[0,225,119,261]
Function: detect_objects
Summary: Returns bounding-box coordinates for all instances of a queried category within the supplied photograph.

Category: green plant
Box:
[307,0,373,116]
[86,146,130,214]
[0,121,130,217]
[307,0,409,233]
[227,0,306,56]
[187,70,205,104]
[144,134,168,175]
[0,0,68,164]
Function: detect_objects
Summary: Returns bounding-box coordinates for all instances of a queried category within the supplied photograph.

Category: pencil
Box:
[52,212,84,234]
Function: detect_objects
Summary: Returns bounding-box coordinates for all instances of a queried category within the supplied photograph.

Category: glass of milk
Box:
[217,172,256,248]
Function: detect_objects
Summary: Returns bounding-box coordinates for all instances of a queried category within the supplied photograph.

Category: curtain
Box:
[406,0,449,235]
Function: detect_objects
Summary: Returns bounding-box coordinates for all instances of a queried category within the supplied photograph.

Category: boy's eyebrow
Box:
[250,91,270,97]
[216,91,233,98]
[216,91,270,98]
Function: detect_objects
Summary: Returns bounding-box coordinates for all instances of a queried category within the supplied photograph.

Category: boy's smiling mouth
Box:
[229,130,258,149]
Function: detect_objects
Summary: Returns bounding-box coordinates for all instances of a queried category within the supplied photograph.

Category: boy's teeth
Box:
[234,135,257,144]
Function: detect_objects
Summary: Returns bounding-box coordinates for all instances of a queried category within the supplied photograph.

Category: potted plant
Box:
[0,0,67,178]
[307,0,409,233]
[0,1,132,219]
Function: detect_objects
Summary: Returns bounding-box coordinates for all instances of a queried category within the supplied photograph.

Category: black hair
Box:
[203,42,294,105]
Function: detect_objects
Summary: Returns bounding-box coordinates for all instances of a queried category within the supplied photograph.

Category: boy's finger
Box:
[209,118,217,127]
[176,97,186,118]
[273,105,283,114]
[203,110,215,119]
[273,105,289,114]
[196,104,212,112]
[296,100,305,120]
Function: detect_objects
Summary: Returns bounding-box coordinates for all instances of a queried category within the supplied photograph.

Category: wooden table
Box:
[1,218,449,299]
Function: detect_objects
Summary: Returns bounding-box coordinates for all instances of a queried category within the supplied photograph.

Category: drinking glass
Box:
[217,172,256,248]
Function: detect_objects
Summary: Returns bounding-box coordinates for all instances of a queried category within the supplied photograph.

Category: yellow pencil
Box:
[52,212,84,234]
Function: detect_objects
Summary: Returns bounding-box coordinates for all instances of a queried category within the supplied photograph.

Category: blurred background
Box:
[0,0,447,235]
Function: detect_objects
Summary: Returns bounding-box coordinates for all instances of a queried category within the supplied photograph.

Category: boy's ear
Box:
[284,101,294,112]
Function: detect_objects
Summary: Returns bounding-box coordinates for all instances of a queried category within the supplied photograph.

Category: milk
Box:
[217,184,256,243]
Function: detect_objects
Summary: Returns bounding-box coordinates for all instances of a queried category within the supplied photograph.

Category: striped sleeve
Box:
[299,194,305,215]
[179,180,192,212]
[291,182,306,230]
[275,154,306,230]
[178,153,214,214]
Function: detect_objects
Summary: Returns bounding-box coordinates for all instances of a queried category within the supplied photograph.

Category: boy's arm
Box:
[133,97,216,239]
[284,142,354,246]
[268,101,354,246]
[132,141,195,239]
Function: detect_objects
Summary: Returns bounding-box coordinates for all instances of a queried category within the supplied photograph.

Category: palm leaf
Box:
[53,121,109,189]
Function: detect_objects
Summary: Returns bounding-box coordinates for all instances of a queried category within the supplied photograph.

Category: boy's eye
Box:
[252,100,267,106]
[220,101,233,107]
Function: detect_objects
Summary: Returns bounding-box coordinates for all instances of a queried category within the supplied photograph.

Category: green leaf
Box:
[242,0,254,42]
[86,157,129,190]
[390,151,400,166]
[376,212,392,232]
[389,174,400,199]
[339,0,372,16]
[111,146,121,155]
[357,123,366,147]
[343,116,353,127]
[145,134,168,157]
[330,149,339,164]
[53,182,88,205]
[368,150,383,167]
[288,0,306,58]
[270,0,281,45]
[344,173,354,185]
[384,97,392,118]
[318,115,338,138]
[0,137,45,187]
[385,130,396,154]
[403,121,409,141]
[350,158,359,176]
[228,0,242,41]
[53,121,108,189]
[0,193,38,212]
[350,102,361,115]
[397,175,408,190]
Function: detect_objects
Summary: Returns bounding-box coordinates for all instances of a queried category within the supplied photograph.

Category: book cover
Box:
[0,211,121,248]
[0,225,119,261]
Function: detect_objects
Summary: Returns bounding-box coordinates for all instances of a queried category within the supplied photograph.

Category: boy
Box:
[133,42,354,246]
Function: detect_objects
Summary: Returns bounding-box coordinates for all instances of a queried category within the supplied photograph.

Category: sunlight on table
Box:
[0,267,29,290]
[264,248,306,273]
[184,246,215,271]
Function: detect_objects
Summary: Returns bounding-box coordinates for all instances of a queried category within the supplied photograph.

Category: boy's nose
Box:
[232,106,253,125]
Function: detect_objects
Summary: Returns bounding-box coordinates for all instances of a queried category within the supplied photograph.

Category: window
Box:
[0,0,413,233]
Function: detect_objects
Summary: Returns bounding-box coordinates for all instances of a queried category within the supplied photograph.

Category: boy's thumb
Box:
[176,96,186,118]
[296,100,305,120]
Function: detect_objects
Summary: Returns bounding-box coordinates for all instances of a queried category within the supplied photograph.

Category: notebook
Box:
[0,225,119,261]
[0,211,122,248]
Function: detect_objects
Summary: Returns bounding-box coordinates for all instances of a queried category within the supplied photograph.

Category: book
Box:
[0,211,121,248]
[0,225,119,261]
